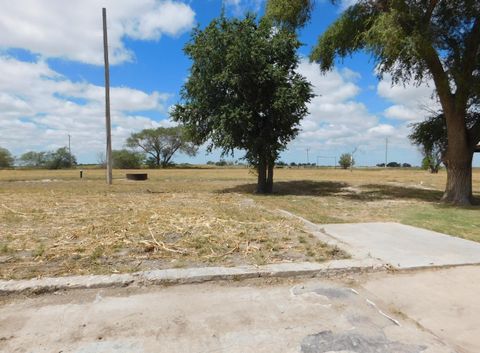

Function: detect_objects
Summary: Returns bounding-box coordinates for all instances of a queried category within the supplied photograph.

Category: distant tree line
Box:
[0,147,14,168]
[376,162,412,168]
[0,147,76,169]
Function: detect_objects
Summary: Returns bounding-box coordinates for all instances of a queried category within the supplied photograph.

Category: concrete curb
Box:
[0,259,382,296]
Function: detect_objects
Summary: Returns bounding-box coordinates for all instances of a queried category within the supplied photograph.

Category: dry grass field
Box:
[1,167,479,280]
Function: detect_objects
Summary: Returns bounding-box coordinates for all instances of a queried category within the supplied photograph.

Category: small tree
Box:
[45,147,77,169]
[19,151,47,168]
[112,149,144,169]
[409,113,447,174]
[172,15,313,193]
[422,155,441,173]
[126,126,197,168]
[338,153,354,169]
[0,147,14,168]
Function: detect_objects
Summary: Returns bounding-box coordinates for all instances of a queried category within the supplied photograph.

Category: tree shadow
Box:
[220,180,348,197]
[220,180,445,203]
[345,184,444,202]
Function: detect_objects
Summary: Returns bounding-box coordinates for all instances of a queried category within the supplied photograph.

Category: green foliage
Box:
[409,113,447,174]
[19,151,47,167]
[0,147,14,168]
[112,149,145,169]
[172,14,313,192]
[422,155,441,173]
[311,2,376,72]
[19,149,76,169]
[338,153,354,169]
[290,1,480,87]
[386,161,401,168]
[126,126,197,168]
[266,0,314,29]
[45,147,77,169]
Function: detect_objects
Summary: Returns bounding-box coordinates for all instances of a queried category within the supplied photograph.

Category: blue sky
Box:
[1,0,465,166]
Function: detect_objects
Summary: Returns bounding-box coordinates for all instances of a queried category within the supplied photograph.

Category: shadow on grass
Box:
[220,180,445,203]
[347,184,444,202]
[221,180,348,197]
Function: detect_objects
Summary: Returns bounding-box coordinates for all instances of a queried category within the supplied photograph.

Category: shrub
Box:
[45,147,77,169]
[338,153,354,169]
[0,147,14,168]
[386,162,401,168]
[112,149,144,169]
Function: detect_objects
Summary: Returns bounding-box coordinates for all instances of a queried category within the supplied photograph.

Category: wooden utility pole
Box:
[68,133,72,166]
[102,8,113,184]
[384,137,389,168]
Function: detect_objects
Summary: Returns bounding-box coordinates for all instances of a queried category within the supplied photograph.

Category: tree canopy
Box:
[172,15,313,193]
[45,147,77,169]
[19,148,76,169]
[112,149,144,169]
[0,147,14,168]
[338,153,354,169]
[409,112,447,173]
[126,126,197,168]
[267,0,480,204]
[19,151,47,167]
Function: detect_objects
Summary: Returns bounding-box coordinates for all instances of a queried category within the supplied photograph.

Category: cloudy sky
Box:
[0,0,456,166]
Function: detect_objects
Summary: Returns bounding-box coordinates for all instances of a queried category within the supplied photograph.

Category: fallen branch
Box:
[148,228,187,254]
[1,204,28,216]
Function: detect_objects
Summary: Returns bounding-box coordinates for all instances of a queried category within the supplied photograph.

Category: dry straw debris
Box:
[0,169,346,279]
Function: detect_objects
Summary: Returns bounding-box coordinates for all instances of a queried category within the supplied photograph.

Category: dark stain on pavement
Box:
[300,330,427,353]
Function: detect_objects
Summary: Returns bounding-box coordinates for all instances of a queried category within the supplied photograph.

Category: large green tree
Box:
[267,0,480,205]
[126,126,197,168]
[172,15,313,193]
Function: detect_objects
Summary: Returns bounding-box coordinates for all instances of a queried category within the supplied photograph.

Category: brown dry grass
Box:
[0,168,346,280]
[2,166,480,280]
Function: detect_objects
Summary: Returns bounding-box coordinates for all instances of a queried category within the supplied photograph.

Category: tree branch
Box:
[455,18,480,112]
[420,42,454,116]
[467,115,480,148]
[425,0,438,23]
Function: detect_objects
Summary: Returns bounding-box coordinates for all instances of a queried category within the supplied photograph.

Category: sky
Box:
[0,0,467,167]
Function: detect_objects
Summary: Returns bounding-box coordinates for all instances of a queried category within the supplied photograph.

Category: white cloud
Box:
[0,56,172,161]
[286,60,421,165]
[0,0,195,65]
[377,75,439,123]
[295,60,381,147]
[384,105,419,121]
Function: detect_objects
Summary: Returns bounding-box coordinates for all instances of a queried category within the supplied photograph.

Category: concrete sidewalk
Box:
[0,278,454,353]
[361,265,480,353]
[320,222,480,268]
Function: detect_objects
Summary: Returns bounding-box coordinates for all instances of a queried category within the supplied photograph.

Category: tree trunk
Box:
[442,111,474,205]
[265,161,274,193]
[256,159,267,194]
[442,153,474,205]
